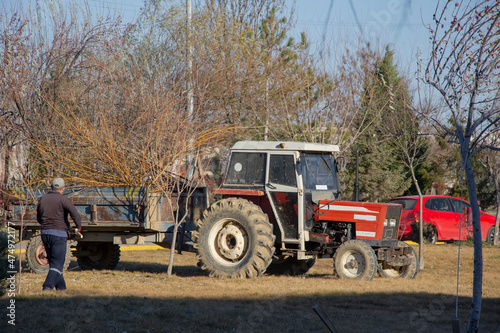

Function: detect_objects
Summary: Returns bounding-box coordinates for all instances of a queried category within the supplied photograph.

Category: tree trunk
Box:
[418,194,424,270]
[167,210,188,278]
[484,158,500,246]
[167,225,178,278]
[493,173,500,246]
[464,156,482,333]
[494,205,500,246]
[409,163,424,270]
[3,142,11,186]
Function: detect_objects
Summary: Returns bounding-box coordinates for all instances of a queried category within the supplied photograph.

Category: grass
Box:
[2,243,500,333]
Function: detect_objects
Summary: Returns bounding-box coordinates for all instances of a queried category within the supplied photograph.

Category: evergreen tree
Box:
[349,46,411,202]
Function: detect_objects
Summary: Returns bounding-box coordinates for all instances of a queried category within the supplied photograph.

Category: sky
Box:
[1,0,436,85]
[293,0,435,71]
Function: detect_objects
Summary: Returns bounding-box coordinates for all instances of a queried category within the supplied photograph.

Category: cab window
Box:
[225,153,266,185]
[301,153,338,191]
[269,155,296,187]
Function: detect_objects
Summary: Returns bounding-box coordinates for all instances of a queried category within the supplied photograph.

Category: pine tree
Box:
[349,46,411,202]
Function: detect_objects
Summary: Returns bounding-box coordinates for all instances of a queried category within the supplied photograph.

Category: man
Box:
[37,178,81,291]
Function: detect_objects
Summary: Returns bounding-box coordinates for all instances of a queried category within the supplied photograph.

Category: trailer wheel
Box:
[265,256,316,276]
[377,242,418,279]
[76,242,120,270]
[333,240,377,281]
[193,198,275,278]
[25,235,71,274]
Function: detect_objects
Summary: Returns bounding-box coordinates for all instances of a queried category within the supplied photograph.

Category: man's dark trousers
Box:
[41,234,67,290]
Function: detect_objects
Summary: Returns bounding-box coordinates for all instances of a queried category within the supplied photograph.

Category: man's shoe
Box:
[42,286,54,291]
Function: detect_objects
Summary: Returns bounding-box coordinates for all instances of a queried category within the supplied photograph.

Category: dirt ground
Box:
[2,242,500,333]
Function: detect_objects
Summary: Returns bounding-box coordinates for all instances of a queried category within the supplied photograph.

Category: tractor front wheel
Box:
[377,242,418,279]
[193,198,275,278]
[333,240,377,281]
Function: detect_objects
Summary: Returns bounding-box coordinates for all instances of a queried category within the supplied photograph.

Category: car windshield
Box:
[390,199,418,210]
[301,153,339,191]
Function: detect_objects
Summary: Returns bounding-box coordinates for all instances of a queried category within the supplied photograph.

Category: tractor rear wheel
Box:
[25,234,71,274]
[193,198,275,278]
[76,242,120,270]
[377,241,418,279]
[333,240,377,281]
[265,256,316,276]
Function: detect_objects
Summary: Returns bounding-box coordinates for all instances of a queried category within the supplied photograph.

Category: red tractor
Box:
[194,141,418,280]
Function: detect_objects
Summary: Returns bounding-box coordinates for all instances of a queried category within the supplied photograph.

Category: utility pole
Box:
[186,0,195,180]
[186,0,193,120]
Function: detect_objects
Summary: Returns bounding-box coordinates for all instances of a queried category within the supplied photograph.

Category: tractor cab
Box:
[198,141,417,280]
[216,141,341,252]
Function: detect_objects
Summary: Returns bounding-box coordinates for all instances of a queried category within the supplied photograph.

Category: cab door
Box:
[265,153,303,246]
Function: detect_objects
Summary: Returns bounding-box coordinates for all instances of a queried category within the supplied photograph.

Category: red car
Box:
[389,195,497,244]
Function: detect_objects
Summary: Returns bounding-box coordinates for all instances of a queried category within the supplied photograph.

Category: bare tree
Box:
[425,1,500,331]
[0,13,35,185]
[0,3,125,184]
[1,2,251,275]
[479,149,500,246]
[382,86,433,270]
[269,41,385,155]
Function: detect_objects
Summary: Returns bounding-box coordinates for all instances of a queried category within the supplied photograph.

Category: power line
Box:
[37,0,143,15]
[319,0,334,57]
[296,19,424,28]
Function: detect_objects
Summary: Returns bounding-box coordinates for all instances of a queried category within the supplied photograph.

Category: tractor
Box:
[193,141,418,280]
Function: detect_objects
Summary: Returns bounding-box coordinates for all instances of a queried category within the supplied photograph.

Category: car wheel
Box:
[486,226,497,245]
[424,225,438,244]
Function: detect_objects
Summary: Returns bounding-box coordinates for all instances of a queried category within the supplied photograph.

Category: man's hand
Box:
[68,227,83,240]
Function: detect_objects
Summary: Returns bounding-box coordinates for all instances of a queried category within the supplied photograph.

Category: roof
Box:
[231,141,340,153]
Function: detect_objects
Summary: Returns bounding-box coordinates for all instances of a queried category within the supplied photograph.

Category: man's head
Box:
[51,178,65,192]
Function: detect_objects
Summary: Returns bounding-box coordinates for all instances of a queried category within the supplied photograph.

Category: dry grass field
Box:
[2,243,500,333]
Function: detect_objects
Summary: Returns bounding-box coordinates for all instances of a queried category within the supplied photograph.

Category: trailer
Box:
[2,185,208,273]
